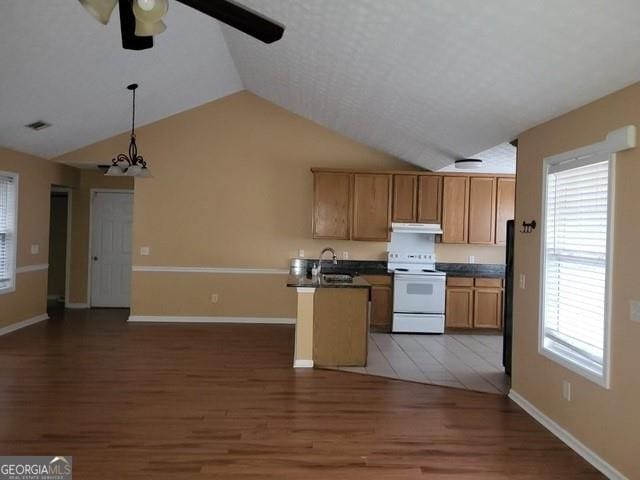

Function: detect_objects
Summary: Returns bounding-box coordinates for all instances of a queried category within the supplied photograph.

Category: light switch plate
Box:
[519,274,526,289]
[30,244,39,255]
[468,255,475,264]
[562,380,572,401]
[342,251,349,260]
[298,249,305,258]
[630,300,640,323]
[140,246,150,256]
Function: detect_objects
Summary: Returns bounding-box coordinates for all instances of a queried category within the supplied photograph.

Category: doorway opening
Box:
[48,187,71,313]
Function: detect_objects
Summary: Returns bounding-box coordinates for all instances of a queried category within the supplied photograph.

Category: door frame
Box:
[87,188,134,307]
[51,186,73,307]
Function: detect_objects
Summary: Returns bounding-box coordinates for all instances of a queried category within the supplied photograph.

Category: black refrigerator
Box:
[502,220,515,376]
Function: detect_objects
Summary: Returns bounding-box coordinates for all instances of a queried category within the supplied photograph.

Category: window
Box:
[0,172,18,294]
[539,125,638,388]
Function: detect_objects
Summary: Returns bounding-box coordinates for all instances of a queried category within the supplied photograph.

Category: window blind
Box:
[0,174,17,291]
[542,158,609,377]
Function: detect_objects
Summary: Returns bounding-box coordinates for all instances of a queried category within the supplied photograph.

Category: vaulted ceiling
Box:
[2,1,640,172]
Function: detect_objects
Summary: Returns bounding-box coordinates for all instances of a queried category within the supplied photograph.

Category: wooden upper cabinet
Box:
[441,176,469,243]
[313,172,352,239]
[392,175,418,222]
[468,177,497,244]
[495,177,516,245]
[417,175,442,224]
[352,174,392,241]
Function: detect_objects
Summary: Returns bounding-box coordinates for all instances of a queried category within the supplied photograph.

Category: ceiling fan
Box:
[78,0,285,50]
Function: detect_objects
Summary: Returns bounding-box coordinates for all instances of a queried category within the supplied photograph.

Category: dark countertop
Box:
[291,259,389,276]
[286,273,371,289]
[436,263,506,278]
[288,258,505,279]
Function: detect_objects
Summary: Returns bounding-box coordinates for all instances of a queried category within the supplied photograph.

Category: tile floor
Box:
[334,333,510,395]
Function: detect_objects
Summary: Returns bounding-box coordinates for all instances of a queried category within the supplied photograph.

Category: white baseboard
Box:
[0,314,48,337]
[509,390,627,480]
[293,359,314,368]
[65,303,89,309]
[127,315,296,325]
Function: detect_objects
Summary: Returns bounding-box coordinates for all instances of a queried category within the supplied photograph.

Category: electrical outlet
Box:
[342,251,349,260]
[210,293,219,304]
[519,274,526,289]
[562,380,572,401]
[468,255,475,264]
[140,246,150,256]
[630,300,640,323]
[298,249,305,258]
[30,244,39,255]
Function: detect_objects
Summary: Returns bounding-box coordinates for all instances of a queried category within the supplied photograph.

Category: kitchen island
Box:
[287,271,370,368]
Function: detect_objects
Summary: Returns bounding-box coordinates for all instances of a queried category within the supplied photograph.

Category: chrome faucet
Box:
[318,247,338,274]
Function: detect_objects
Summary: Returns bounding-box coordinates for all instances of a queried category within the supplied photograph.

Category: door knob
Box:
[93,256,98,261]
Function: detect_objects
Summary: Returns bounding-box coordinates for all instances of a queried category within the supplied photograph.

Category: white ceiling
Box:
[438,142,517,174]
[223,0,640,171]
[0,0,242,159]
[2,1,640,171]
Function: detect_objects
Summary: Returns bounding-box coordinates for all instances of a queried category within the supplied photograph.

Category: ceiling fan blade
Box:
[176,0,284,44]
[119,0,154,50]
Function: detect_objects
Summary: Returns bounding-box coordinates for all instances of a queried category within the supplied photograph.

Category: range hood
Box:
[391,223,443,234]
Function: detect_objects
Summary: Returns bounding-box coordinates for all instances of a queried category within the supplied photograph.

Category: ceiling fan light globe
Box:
[133,0,168,24]
[135,18,167,36]
[137,0,156,11]
[78,0,118,25]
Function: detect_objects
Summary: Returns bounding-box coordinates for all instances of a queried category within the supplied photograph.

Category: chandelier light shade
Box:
[105,83,151,178]
[133,0,169,37]
[78,0,118,25]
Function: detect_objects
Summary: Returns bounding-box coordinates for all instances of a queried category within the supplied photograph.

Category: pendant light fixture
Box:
[105,84,151,178]
[78,0,118,25]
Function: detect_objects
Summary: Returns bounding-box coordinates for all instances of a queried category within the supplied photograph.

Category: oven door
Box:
[393,274,445,314]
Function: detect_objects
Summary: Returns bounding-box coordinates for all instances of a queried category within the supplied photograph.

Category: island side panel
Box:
[313,288,369,367]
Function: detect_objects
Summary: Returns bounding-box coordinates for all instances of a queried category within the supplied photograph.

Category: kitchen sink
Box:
[321,273,354,283]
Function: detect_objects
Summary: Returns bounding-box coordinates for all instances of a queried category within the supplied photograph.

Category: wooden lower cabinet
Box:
[445,288,473,328]
[445,277,503,330]
[363,275,392,332]
[473,288,503,329]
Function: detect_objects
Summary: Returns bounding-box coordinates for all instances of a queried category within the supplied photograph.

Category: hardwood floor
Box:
[0,308,603,479]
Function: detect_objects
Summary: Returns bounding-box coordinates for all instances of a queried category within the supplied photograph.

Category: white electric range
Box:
[388,251,447,333]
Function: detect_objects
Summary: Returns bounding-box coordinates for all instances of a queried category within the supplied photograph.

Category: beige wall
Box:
[56,91,504,317]
[0,147,78,328]
[513,82,640,478]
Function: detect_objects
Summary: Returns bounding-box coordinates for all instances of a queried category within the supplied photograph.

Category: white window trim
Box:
[0,171,19,296]
[538,125,636,389]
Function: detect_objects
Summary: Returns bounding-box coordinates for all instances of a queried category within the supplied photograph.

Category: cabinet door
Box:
[445,287,473,328]
[392,175,417,222]
[352,174,392,241]
[441,176,469,243]
[473,288,503,329]
[468,177,497,244]
[313,172,351,239]
[495,177,516,245]
[417,175,442,224]
[370,285,392,332]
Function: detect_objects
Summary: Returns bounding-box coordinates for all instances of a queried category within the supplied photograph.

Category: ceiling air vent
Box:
[25,121,51,131]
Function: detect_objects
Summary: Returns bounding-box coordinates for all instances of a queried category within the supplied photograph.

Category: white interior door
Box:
[90,191,133,307]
